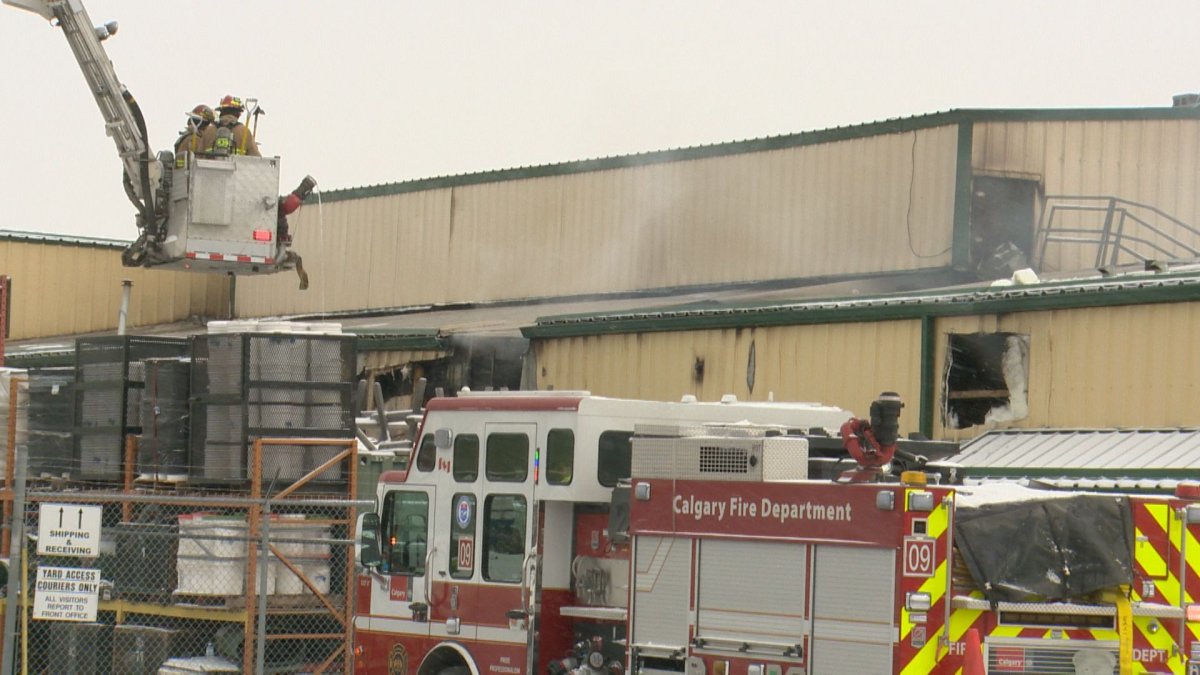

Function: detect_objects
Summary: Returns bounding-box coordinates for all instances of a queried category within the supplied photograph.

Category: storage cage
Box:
[137,358,192,480]
[28,366,76,478]
[74,336,191,481]
[189,330,357,486]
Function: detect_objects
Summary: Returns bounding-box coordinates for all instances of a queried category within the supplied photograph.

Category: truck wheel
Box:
[437,668,469,675]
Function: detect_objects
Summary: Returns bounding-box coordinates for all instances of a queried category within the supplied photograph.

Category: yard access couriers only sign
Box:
[36,503,102,557]
[32,566,100,622]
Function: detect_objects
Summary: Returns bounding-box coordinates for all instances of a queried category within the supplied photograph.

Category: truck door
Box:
[372,483,438,641]
[809,545,896,674]
[479,422,539,672]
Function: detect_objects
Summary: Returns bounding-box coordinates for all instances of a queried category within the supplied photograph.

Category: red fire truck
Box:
[623,431,1200,675]
[354,391,1200,674]
[350,390,855,674]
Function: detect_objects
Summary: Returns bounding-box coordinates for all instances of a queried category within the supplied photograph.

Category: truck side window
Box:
[453,434,480,482]
[483,494,527,583]
[450,493,477,579]
[381,490,429,575]
[415,433,436,472]
[485,433,529,482]
[546,428,574,485]
[597,430,633,487]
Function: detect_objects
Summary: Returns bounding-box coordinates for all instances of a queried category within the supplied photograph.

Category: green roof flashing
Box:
[522,271,1200,338]
[313,107,1200,204]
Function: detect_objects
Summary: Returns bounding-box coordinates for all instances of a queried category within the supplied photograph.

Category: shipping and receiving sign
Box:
[37,503,102,557]
[32,566,100,622]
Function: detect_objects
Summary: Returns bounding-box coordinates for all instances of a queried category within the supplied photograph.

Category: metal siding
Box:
[953,429,1200,472]
[232,188,454,317]
[233,128,957,317]
[935,301,1200,441]
[974,119,1200,273]
[632,535,691,649]
[532,320,924,437]
[810,545,895,674]
[696,539,806,642]
[0,240,225,340]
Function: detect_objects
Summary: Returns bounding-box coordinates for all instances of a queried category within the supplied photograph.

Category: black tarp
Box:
[954,495,1134,603]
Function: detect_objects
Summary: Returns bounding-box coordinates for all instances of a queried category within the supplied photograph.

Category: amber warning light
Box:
[252,229,273,242]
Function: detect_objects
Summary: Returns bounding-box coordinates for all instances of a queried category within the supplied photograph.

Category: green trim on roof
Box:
[521,270,1200,338]
[312,107,1200,204]
[345,328,448,352]
[0,230,129,250]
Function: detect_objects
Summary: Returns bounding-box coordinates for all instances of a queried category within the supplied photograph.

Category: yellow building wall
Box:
[0,240,227,341]
[934,302,1200,441]
[233,125,959,317]
[532,320,925,436]
[973,119,1200,272]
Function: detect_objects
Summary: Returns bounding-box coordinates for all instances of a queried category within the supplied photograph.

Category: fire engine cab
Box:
[351,391,853,675]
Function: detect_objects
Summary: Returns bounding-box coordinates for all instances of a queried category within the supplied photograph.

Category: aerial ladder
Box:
[4,0,313,287]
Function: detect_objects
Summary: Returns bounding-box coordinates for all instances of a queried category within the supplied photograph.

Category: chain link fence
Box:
[0,438,366,675]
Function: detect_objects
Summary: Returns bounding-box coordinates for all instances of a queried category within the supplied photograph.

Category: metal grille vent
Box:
[986,642,1118,674]
[699,445,749,474]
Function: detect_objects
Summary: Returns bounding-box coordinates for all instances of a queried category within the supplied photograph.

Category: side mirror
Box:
[357,512,383,569]
[607,481,631,545]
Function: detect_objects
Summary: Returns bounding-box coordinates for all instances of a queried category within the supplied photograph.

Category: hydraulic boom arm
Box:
[5,0,161,232]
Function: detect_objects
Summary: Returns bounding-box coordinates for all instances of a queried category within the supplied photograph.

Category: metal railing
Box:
[1034,196,1200,270]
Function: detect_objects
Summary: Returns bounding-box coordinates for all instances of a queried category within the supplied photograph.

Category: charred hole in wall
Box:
[943,332,1030,429]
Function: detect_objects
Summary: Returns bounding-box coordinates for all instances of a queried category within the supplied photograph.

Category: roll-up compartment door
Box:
[696,539,806,650]
[810,545,896,674]
[632,536,691,651]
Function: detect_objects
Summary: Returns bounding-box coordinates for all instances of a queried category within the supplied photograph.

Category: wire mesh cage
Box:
[6,444,360,674]
[74,337,190,482]
[190,333,357,487]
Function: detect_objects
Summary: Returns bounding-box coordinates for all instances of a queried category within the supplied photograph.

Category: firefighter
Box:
[209,95,261,157]
[173,104,214,166]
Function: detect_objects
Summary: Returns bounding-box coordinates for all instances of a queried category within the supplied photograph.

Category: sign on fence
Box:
[36,503,102,557]
[32,566,100,622]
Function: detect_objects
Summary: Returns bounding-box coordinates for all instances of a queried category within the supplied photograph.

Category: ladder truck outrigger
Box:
[355,390,1200,674]
[4,0,315,287]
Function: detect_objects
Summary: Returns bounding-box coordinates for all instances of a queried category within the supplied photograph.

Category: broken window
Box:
[943,332,1030,429]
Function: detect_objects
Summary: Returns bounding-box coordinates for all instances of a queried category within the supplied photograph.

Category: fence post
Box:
[256,499,271,674]
[0,440,28,675]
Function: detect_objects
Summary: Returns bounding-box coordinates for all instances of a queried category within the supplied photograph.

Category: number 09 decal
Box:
[903,537,936,578]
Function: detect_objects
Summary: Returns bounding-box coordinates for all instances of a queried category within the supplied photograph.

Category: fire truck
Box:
[350,390,859,674]
[356,390,1200,674]
[624,430,1200,675]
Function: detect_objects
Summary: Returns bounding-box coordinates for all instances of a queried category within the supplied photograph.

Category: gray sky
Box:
[2,0,1198,241]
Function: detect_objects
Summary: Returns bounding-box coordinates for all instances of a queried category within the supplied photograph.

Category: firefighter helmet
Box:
[190,104,214,123]
[217,95,243,114]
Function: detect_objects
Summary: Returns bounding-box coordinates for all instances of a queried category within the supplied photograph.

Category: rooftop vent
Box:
[1173,93,1200,108]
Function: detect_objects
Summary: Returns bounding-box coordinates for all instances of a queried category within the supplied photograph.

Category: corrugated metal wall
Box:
[934,302,1200,441]
[0,240,227,340]
[234,125,959,317]
[532,298,1200,442]
[973,119,1200,272]
[531,320,925,436]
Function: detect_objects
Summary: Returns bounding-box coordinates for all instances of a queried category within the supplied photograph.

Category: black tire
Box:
[437,668,469,675]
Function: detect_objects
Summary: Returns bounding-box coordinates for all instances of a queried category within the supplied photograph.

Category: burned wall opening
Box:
[943,332,1029,429]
